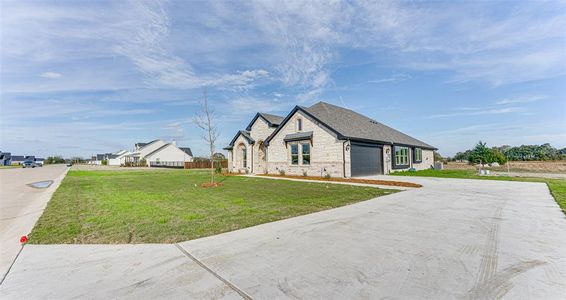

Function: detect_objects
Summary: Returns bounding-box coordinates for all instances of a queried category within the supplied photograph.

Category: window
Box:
[414,148,422,163]
[242,147,247,168]
[302,143,310,165]
[296,118,302,131]
[394,146,409,166]
[290,144,299,165]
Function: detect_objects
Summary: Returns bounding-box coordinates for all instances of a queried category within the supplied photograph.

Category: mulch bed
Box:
[255,174,422,188]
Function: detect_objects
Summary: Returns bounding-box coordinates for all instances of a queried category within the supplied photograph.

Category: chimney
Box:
[171,139,177,146]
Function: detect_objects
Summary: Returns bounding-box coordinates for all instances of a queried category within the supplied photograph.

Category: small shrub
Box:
[279,169,286,176]
[302,170,308,177]
[101,159,108,166]
[215,163,222,174]
[323,173,331,179]
[245,169,249,174]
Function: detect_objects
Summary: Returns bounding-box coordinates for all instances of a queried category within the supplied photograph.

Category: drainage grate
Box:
[27,180,54,189]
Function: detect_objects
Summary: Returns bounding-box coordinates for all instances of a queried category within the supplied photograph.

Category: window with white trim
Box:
[414,148,422,162]
[395,146,409,166]
[290,144,299,165]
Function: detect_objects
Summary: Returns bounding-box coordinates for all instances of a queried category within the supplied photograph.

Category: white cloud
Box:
[428,107,525,119]
[496,95,546,105]
[369,74,411,84]
[39,72,62,79]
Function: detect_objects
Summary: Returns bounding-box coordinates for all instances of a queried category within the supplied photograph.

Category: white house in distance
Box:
[124,139,193,167]
[224,101,436,177]
[93,139,193,167]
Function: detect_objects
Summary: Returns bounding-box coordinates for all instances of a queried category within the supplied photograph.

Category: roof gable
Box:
[245,112,284,131]
[144,143,171,158]
[228,130,255,147]
[264,106,341,145]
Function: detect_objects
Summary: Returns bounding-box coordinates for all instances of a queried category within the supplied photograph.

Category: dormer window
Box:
[296,118,303,132]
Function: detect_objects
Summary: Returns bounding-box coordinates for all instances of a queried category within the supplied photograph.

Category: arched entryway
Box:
[236,143,247,170]
[256,140,267,173]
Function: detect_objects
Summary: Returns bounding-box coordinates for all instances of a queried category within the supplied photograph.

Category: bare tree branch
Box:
[193,87,220,184]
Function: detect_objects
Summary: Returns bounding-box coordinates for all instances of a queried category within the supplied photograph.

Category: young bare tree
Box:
[193,88,219,184]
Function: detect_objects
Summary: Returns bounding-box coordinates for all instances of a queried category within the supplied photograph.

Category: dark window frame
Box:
[301,143,310,165]
[290,143,299,165]
[413,148,423,163]
[392,145,410,169]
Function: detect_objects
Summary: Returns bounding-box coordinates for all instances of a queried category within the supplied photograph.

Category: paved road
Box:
[0,165,68,281]
[1,175,565,299]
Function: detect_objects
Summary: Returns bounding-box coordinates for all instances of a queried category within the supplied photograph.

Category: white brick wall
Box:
[249,117,275,174]
[266,111,346,177]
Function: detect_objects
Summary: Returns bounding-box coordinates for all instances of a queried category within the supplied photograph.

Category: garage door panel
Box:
[351,144,383,177]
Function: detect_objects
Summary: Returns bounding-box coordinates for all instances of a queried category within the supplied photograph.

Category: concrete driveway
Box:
[1,175,565,299]
[0,165,68,281]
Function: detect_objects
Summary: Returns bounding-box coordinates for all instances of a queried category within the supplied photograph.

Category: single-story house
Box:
[0,151,11,166]
[225,101,436,177]
[107,150,130,166]
[123,139,193,167]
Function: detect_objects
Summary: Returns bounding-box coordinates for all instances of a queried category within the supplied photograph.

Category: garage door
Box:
[351,143,383,177]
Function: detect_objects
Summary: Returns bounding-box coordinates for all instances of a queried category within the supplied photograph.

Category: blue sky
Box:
[1,0,565,158]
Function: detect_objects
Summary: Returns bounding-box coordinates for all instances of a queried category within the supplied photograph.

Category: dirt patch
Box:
[257,174,422,188]
[445,161,566,174]
[201,182,224,188]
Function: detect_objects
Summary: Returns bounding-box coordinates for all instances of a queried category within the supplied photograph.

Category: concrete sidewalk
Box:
[1,176,565,299]
[0,165,68,281]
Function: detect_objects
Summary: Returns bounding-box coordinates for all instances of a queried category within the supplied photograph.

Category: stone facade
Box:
[266,111,347,177]
[227,108,435,177]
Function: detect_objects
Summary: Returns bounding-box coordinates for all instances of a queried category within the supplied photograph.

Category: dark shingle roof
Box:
[179,147,193,156]
[245,112,285,130]
[304,102,435,149]
[228,130,255,146]
[259,113,284,126]
[11,155,25,161]
[284,131,313,142]
[135,139,160,149]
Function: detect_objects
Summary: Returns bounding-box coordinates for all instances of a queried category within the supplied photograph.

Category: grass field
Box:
[30,170,397,244]
[391,169,566,214]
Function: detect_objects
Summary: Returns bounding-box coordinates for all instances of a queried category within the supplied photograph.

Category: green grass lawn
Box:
[30,170,398,244]
[0,165,20,169]
[391,169,566,214]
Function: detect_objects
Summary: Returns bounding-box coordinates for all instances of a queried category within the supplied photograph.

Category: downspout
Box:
[342,139,349,178]
[251,145,254,174]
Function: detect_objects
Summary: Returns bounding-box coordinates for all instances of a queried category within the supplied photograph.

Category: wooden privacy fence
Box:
[184,160,228,169]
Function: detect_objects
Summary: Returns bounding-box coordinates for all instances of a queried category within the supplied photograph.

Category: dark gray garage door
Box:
[351,143,383,177]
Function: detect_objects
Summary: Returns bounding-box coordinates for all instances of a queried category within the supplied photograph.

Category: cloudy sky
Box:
[1,0,565,158]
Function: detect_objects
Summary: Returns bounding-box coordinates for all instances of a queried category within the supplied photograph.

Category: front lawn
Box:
[30,170,398,244]
[391,169,566,214]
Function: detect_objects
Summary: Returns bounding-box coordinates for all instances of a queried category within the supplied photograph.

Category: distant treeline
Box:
[451,142,566,164]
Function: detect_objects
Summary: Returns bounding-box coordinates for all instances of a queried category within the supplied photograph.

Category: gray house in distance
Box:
[0,151,11,166]
[225,101,436,177]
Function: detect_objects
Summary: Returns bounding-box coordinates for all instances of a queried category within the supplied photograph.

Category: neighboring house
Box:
[225,101,436,177]
[144,142,193,167]
[123,139,193,167]
[0,151,11,166]
[107,150,129,166]
[10,156,25,165]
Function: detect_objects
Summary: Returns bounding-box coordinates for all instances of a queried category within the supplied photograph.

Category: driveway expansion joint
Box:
[174,243,253,300]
